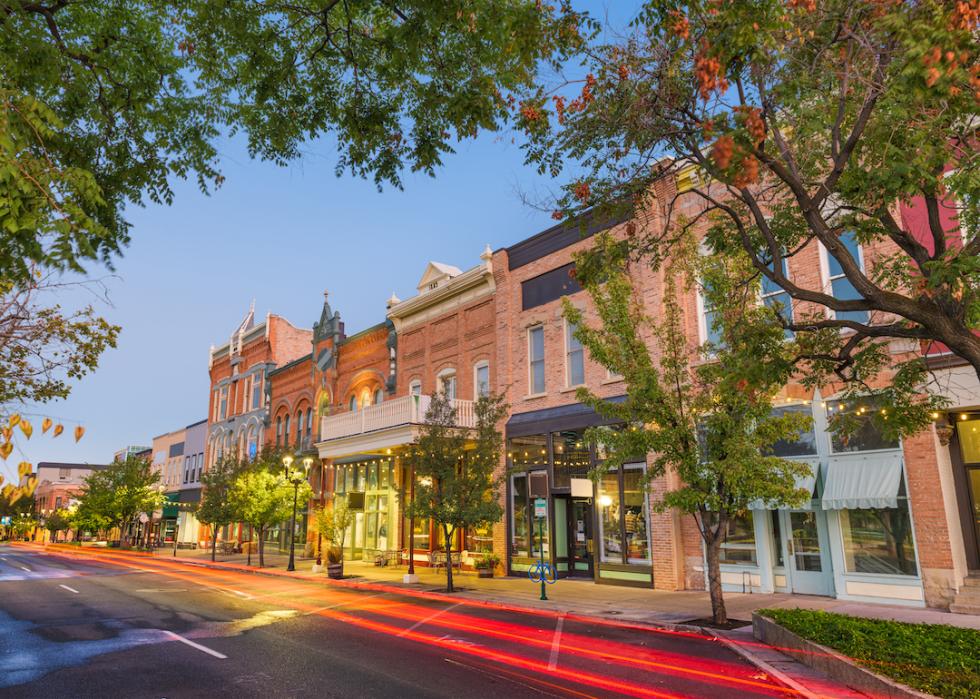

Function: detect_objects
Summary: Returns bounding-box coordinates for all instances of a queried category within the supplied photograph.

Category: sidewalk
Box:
[155,545,980,631]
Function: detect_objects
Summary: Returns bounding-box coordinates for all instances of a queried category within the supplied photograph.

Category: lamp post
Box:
[283,454,312,572]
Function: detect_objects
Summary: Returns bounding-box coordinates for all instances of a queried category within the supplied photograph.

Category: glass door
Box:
[569,500,594,576]
[780,510,834,596]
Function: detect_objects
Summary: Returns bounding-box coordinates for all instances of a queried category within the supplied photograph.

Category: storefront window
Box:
[719,513,757,566]
[511,474,529,557]
[598,470,622,562]
[840,502,917,576]
[623,467,650,564]
[552,430,591,489]
[466,523,493,554]
[509,435,548,470]
[827,400,900,453]
[335,466,346,495]
[412,516,430,550]
[956,418,980,462]
[769,404,817,457]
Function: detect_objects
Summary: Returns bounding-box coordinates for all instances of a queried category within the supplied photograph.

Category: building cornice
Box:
[387,263,494,329]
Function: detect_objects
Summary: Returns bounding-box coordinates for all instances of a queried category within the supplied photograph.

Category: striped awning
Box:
[821,452,903,510]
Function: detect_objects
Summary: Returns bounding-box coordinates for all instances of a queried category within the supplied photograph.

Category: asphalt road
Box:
[0,544,808,699]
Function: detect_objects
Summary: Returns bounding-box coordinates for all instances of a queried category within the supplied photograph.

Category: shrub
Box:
[759,608,980,699]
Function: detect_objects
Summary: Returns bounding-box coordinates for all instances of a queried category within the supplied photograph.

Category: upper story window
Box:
[212,389,219,421]
[275,416,282,447]
[521,263,582,311]
[219,387,228,420]
[474,362,490,398]
[438,370,457,401]
[409,380,422,397]
[295,409,303,443]
[761,254,793,336]
[528,325,545,394]
[283,414,291,447]
[349,395,357,412]
[252,373,263,409]
[825,231,870,324]
[374,388,384,405]
[565,321,585,387]
[768,404,818,457]
[58,467,70,480]
[698,278,723,348]
[827,399,900,453]
[306,408,313,436]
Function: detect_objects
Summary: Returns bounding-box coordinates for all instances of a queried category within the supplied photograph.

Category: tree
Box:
[75,455,163,545]
[312,500,355,574]
[565,234,817,625]
[197,454,243,562]
[229,449,311,567]
[44,507,70,541]
[522,1,979,411]
[1,1,580,284]
[407,392,506,593]
[0,276,119,406]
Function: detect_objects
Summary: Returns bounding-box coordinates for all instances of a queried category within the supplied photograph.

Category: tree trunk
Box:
[444,525,454,593]
[258,527,265,567]
[704,536,728,626]
[211,526,217,561]
[247,524,253,566]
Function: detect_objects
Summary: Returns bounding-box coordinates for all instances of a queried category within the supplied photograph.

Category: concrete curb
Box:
[707,628,822,699]
[752,613,939,699]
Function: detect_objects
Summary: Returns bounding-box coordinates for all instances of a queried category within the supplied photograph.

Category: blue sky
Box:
[12,1,638,478]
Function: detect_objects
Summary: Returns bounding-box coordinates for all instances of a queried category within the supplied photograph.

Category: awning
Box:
[821,452,903,510]
[749,460,818,510]
[162,491,180,519]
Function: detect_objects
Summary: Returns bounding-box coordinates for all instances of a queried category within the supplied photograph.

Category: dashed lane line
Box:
[547,615,565,670]
[58,584,80,594]
[163,630,228,659]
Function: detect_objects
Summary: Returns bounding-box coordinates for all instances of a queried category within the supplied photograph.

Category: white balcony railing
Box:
[320,394,476,442]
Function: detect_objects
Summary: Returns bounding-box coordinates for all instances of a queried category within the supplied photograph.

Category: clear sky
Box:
[13,1,638,478]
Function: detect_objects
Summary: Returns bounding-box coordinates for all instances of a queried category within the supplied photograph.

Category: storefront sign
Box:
[533,497,547,518]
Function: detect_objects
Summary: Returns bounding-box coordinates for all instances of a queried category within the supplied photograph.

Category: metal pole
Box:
[287,480,299,572]
[173,521,180,557]
[539,516,547,601]
[408,463,416,576]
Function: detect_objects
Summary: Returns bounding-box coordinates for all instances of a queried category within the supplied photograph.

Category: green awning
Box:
[162,491,180,519]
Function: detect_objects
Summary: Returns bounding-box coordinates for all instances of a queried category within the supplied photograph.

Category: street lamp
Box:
[283,454,312,572]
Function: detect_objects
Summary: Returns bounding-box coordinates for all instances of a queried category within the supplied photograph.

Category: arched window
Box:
[284,414,291,447]
[409,379,422,397]
[438,369,457,401]
[276,416,282,447]
[374,387,384,405]
[474,361,490,398]
[349,395,357,412]
[296,409,303,445]
[306,408,313,436]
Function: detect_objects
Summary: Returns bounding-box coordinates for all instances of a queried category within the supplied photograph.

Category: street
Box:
[0,544,808,698]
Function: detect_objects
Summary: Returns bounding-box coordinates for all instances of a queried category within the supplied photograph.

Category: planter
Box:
[477,568,493,578]
[327,563,343,579]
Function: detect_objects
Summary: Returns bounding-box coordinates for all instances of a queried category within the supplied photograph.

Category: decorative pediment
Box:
[416,261,462,295]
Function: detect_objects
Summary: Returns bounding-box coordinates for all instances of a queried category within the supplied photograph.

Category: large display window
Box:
[597,463,651,566]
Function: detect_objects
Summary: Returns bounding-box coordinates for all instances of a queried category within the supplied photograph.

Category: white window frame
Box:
[819,234,869,324]
[409,379,422,397]
[349,395,358,412]
[527,324,546,395]
[252,372,263,410]
[374,387,384,405]
[219,386,228,420]
[564,319,585,388]
[473,361,490,398]
[437,368,457,401]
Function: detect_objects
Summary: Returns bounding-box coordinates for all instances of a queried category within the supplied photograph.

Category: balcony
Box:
[318,395,476,456]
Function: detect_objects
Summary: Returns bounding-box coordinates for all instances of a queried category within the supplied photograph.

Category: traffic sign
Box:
[533,498,547,518]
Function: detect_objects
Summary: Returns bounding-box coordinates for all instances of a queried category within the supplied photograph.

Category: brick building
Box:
[204,304,312,547]
[34,463,106,539]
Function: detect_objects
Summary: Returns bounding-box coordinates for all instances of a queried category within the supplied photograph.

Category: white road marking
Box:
[163,630,227,659]
[19,566,31,572]
[59,584,80,594]
[398,602,462,637]
[547,615,564,670]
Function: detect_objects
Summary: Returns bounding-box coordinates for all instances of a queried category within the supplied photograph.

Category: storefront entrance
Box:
[567,498,593,577]
[781,509,834,596]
